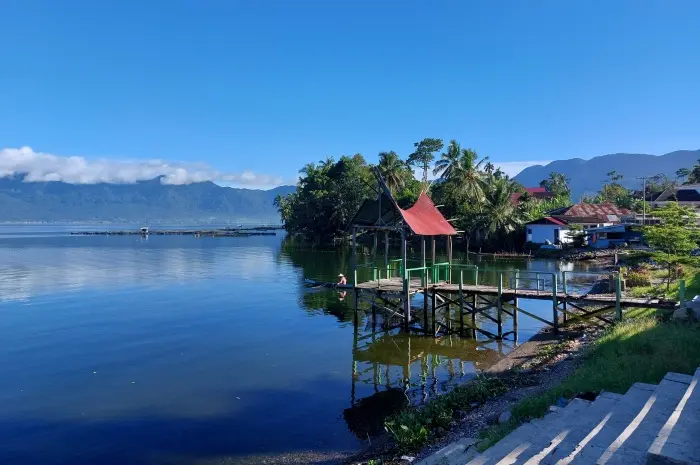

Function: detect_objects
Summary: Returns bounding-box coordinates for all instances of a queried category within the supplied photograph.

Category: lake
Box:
[0,226,602,464]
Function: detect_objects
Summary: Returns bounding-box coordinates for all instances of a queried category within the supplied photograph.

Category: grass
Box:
[477,311,700,450]
[384,375,507,452]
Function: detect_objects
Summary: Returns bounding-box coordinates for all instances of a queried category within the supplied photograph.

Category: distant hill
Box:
[0,176,296,223]
[514,149,700,200]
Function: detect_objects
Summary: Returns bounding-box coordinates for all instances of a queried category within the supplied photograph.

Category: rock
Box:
[556,397,569,408]
[498,410,512,424]
[470,402,480,409]
[485,412,500,424]
[400,456,415,463]
[673,307,690,321]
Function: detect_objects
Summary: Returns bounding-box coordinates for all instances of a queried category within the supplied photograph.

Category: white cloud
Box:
[493,160,552,177]
[0,146,285,187]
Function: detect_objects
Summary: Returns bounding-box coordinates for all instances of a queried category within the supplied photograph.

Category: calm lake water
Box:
[0,226,602,464]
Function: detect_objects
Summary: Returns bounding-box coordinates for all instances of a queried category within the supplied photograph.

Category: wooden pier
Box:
[351,264,680,341]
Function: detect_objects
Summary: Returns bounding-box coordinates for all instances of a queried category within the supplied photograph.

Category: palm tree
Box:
[433,140,462,180]
[378,151,407,193]
[480,177,526,247]
[449,148,489,202]
[484,161,495,176]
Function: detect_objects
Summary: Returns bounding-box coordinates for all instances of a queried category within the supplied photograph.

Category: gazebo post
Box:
[447,235,453,283]
[401,227,410,326]
[351,226,357,284]
[431,237,436,265]
[384,231,389,268]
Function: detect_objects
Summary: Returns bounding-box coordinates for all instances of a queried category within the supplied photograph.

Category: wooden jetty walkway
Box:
[347,263,681,341]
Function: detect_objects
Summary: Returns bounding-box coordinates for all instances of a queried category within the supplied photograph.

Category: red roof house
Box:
[511,187,556,205]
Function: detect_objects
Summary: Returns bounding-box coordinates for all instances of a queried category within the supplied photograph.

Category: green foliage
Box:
[624,268,652,287]
[479,313,700,451]
[644,203,699,289]
[384,376,506,451]
[676,167,691,184]
[539,172,571,197]
[689,159,700,184]
[408,138,444,185]
[275,154,375,241]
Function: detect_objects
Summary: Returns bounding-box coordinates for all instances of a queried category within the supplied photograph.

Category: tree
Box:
[689,160,700,184]
[433,140,461,180]
[408,138,443,185]
[676,168,691,184]
[606,170,624,183]
[378,151,407,193]
[479,177,527,249]
[644,203,699,290]
[448,148,488,202]
[484,161,495,176]
[539,172,571,197]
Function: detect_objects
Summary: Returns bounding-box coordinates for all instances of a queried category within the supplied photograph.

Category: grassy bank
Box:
[478,309,700,450]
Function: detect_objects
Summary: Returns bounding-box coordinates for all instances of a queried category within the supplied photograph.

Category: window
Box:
[527,228,532,234]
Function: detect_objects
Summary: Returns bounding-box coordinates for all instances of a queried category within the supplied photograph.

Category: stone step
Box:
[565,377,691,465]
[647,367,700,465]
[466,396,619,464]
[417,438,480,465]
[470,383,652,465]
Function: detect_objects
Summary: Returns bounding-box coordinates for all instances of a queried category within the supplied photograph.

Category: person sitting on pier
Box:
[337,273,347,286]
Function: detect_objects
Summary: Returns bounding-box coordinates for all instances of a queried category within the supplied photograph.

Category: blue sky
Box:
[1,0,699,187]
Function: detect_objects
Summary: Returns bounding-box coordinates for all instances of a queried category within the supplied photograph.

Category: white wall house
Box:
[525,217,573,245]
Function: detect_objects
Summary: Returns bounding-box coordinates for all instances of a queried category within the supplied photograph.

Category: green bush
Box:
[626,269,652,287]
[384,376,507,451]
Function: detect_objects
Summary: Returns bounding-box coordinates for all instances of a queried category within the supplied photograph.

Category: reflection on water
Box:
[0,227,602,464]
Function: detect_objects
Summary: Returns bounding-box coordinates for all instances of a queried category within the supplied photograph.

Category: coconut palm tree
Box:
[449,148,489,202]
[378,151,407,193]
[433,140,462,180]
[480,177,526,247]
[484,161,495,176]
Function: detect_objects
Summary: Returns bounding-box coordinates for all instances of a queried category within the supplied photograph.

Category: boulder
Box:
[673,307,690,321]
[498,411,512,424]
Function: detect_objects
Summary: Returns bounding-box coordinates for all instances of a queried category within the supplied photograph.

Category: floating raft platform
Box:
[71,228,278,237]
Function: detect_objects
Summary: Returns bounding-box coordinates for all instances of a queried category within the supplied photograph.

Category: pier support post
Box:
[471,293,477,338]
[401,228,410,326]
[680,280,686,309]
[351,227,357,284]
[552,273,559,331]
[562,271,568,325]
[615,272,622,321]
[459,272,464,336]
[497,272,503,339]
[431,291,437,335]
[513,270,519,338]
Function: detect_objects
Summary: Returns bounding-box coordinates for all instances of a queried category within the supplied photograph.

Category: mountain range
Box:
[0,176,295,223]
[514,149,700,201]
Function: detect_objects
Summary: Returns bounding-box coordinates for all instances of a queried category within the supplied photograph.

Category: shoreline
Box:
[342,322,602,465]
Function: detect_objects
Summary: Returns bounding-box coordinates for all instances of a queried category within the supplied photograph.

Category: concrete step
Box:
[647,367,700,465]
[417,438,480,465]
[466,396,619,464]
[469,383,653,465]
[564,376,691,465]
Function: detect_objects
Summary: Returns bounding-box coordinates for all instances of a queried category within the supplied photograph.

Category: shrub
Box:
[625,268,652,287]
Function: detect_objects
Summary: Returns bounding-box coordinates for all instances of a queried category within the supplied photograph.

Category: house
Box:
[511,187,555,205]
[585,224,644,249]
[652,184,700,207]
[547,203,632,230]
[525,216,573,245]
